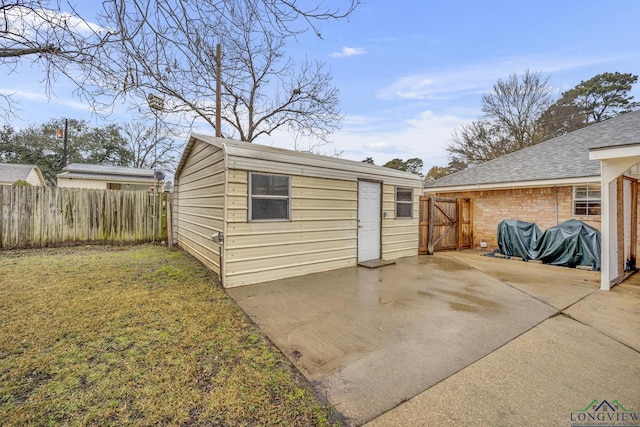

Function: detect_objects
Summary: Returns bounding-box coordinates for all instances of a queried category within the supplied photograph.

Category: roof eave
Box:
[589,141,640,160]
[424,175,601,193]
[177,134,423,186]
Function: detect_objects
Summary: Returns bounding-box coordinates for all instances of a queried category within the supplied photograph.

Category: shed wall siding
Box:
[225,172,358,287]
[176,141,225,275]
[382,184,420,259]
[57,178,108,189]
[25,170,44,186]
[437,186,601,249]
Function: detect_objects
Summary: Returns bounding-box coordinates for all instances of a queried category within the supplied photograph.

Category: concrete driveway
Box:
[227,252,640,426]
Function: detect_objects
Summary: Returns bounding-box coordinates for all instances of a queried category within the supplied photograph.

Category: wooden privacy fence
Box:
[419,196,473,254]
[0,186,169,250]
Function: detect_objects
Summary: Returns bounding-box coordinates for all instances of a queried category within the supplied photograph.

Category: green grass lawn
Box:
[0,245,335,426]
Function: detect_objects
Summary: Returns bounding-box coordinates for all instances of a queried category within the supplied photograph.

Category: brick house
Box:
[424,110,640,289]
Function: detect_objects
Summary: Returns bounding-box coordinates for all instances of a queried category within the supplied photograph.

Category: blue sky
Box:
[3,0,640,174]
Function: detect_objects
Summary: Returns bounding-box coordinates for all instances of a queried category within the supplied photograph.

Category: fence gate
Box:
[419,196,472,254]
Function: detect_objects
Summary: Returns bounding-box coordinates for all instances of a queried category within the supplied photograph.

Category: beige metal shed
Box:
[173,134,424,288]
[57,163,161,191]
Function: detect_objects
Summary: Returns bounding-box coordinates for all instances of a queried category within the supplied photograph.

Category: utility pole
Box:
[216,43,222,137]
[63,119,68,167]
[57,119,69,167]
[147,94,165,243]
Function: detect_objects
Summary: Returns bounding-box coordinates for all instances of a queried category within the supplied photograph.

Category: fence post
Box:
[427,196,435,255]
[166,194,173,250]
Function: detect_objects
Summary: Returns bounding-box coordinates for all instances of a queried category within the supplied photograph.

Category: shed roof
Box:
[425,109,640,191]
[62,163,155,177]
[57,163,156,183]
[177,134,424,187]
[0,163,45,185]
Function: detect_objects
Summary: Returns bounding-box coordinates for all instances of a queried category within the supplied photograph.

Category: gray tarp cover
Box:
[497,220,542,261]
[497,219,601,270]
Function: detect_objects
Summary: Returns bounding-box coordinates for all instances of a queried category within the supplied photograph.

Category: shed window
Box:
[395,187,413,218]
[250,173,291,221]
[573,184,601,216]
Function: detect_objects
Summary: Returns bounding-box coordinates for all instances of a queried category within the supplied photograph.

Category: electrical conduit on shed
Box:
[221,140,229,287]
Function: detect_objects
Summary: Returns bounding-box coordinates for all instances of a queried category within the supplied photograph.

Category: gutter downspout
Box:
[554,185,559,225]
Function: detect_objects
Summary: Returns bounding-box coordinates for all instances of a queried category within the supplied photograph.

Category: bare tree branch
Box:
[1,0,357,128]
[120,121,182,174]
[95,0,344,144]
[0,1,120,118]
[448,70,553,165]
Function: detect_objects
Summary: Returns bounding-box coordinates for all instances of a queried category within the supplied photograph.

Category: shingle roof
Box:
[0,163,41,184]
[424,109,640,189]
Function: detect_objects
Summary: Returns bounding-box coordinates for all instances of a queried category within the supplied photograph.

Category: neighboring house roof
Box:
[425,109,640,191]
[0,163,46,186]
[57,163,157,183]
[177,134,424,187]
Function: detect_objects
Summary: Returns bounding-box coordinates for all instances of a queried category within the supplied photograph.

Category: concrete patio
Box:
[227,251,640,426]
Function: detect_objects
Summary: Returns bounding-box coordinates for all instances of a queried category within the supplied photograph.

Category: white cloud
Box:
[363,141,393,150]
[0,88,90,112]
[330,46,367,58]
[377,54,623,101]
[5,5,107,40]
[0,88,49,103]
[334,110,467,169]
[261,109,468,173]
[341,114,383,126]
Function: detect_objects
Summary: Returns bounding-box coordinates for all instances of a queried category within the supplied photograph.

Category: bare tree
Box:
[249,0,359,38]
[448,70,553,165]
[480,70,553,150]
[1,0,358,125]
[94,0,343,144]
[0,1,115,119]
[448,120,512,165]
[120,121,181,174]
[0,1,108,59]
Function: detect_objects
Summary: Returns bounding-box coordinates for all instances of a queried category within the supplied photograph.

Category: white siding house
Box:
[0,164,46,186]
[174,134,424,288]
[57,163,162,191]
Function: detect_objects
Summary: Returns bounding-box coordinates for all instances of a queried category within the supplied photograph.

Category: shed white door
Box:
[358,181,381,262]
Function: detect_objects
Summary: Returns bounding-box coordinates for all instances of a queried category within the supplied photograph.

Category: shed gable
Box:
[175,140,225,274]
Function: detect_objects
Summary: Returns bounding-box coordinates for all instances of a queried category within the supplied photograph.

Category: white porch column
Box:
[596,156,640,290]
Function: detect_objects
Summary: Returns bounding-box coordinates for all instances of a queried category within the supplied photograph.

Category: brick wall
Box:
[437,186,601,250]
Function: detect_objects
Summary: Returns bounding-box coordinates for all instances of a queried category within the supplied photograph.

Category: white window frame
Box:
[249,173,291,221]
[573,184,601,216]
[395,187,414,218]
